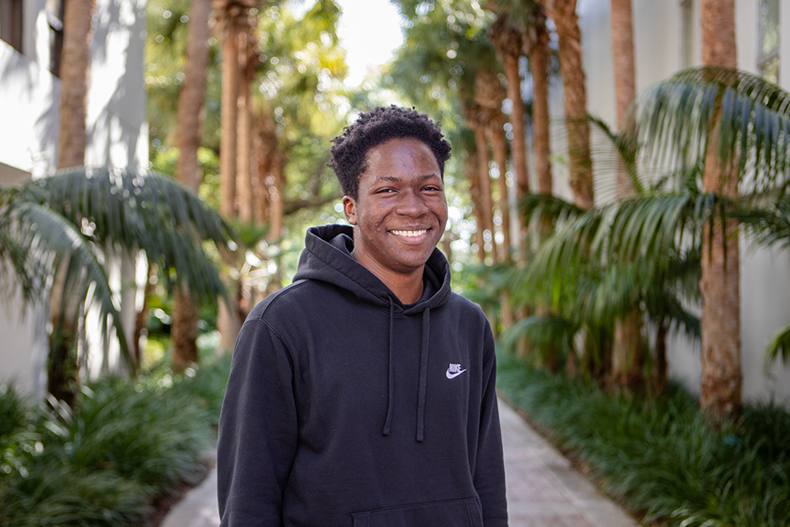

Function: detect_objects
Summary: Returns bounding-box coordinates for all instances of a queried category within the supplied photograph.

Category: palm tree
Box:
[49,0,98,401]
[0,168,235,402]
[237,20,260,224]
[171,0,213,373]
[609,0,641,392]
[487,12,530,209]
[464,149,488,264]
[526,5,553,196]
[214,0,255,352]
[487,0,553,213]
[697,0,741,418]
[538,0,594,210]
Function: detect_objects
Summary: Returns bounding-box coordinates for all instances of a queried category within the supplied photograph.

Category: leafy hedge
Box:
[0,354,231,527]
[496,351,790,527]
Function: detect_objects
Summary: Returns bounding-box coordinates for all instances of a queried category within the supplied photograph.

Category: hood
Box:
[293,224,452,314]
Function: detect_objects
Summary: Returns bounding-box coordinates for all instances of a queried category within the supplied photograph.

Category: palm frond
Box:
[500,314,579,363]
[519,193,583,226]
[512,193,708,335]
[4,201,133,370]
[764,321,790,369]
[733,195,790,252]
[17,167,235,306]
[634,67,790,195]
[587,113,646,196]
[0,167,238,374]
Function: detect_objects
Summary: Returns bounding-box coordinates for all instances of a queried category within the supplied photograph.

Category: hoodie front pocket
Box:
[351,498,483,527]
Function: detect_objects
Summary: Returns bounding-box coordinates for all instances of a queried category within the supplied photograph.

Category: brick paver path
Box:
[163,400,640,526]
[499,400,639,527]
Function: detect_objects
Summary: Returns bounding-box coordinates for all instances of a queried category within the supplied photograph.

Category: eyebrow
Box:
[372,174,441,184]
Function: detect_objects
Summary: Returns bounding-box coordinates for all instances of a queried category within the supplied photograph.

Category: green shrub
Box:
[496,351,790,527]
[0,354,231,527]
[1,462,150,527]
[51,379,211,491]
[0,384,26,438]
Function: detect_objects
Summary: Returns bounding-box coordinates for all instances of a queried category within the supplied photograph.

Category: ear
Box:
[343,196,357,225]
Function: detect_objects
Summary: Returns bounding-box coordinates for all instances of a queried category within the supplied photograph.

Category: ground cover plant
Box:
[0,352,231,527]
[496,350,790,527]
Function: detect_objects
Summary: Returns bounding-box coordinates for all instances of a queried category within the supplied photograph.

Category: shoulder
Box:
[234,280,331,358]
[248,278,348,318]
[246,279,313,322]
[444,292,489,325]
[243,279,349,334]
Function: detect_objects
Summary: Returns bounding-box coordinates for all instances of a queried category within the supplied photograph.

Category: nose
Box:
[395,188,429,217]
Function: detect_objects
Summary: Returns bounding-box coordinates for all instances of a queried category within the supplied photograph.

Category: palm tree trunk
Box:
[220,23,240,219]
[488,17,529,261]
[654,320,668,396]
[465,152,487,264]
[49,0,96,402]
[610,0,642,392]
[611,0,637,198]
[253,116,272,226]
[57,0,97,170]
[491,126,512,260]
[475,127,498,263]
[267,151,284,243]
[175,0,210,194]
[699,0,741,418]
[545,0,594,210]
[133,261,156,370]
[491,125,515,329]
[171,287,200,372]
[217,16,243,352]
[172,0,211,372]
[265,151,285,295]
[217,289,241,352]
[237,29,254,224]
[502,49,529,202]
[530,17,552,195]
[612,308,642,393]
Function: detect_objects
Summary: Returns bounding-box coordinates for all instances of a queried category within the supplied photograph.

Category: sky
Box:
[333,0,406,86]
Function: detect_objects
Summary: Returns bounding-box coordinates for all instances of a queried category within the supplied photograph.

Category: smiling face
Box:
[343,137,449,283]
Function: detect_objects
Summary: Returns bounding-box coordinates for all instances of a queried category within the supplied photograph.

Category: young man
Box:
[217,106,508,526]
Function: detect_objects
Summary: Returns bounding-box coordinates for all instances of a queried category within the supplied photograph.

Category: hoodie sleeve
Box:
[217,315,298,527]
[475,325,509,527]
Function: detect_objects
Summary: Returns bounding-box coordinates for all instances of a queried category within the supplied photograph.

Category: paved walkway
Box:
[161,400,639,527]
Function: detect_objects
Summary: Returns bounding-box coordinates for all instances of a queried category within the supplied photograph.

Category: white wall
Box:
[0,301,49,399]
[553,0,790,405]
[0,39,60,180]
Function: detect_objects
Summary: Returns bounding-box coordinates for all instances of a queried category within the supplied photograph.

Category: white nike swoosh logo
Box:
[446,368,466,379]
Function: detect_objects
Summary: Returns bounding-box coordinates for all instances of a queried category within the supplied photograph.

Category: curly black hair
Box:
[328,106,452,200]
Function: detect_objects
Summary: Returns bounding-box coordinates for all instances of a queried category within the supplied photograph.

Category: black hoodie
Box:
[217,225,508,527]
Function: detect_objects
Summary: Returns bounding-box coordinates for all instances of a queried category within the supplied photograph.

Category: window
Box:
[0,0,23,53]
[759,0,780,84]
[680,0,694,69]
[46,0,64,77]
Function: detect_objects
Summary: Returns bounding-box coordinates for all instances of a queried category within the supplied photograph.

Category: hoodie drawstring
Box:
[382,297,395,436]
[382,299,431,443]
[416,307,430,442]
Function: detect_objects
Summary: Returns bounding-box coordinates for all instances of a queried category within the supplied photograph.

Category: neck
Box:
[352,251,425,304]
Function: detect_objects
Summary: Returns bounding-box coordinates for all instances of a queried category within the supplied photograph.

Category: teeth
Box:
[392,229,427,238]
